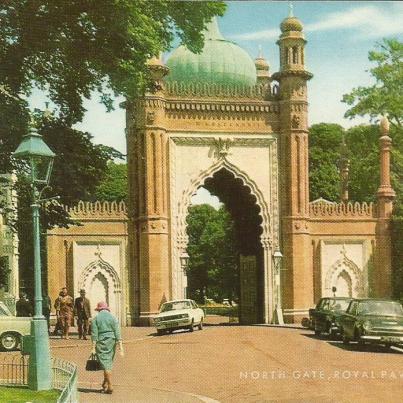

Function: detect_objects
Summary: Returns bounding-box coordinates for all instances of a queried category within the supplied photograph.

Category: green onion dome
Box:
[165,18,257,87]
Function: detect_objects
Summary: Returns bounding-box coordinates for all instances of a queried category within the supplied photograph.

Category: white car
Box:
[0,302,31,351]
[154,299,204,335]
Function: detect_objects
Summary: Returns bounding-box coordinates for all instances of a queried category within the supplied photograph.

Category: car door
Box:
[342,300,358,338]
[191,301,201,322]
[316,299,330,329]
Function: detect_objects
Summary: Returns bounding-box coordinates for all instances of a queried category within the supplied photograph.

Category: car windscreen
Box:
[358,301,403,316]
[329,300,351,312]
[160,301,192,312]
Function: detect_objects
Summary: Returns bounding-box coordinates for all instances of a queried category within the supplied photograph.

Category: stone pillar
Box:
[374,117,395,297]
[127,57,170,325]
[273,13,314,321]
[339,136,350,202]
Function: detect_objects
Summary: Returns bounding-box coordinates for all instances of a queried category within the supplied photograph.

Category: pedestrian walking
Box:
[91,301,124,394]
[74,289,91,340]
[54,287,74,339]
[16,293,33,317]
[42,293,52,332]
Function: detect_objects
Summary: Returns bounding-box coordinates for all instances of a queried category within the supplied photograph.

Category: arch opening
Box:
[185,168,265,324]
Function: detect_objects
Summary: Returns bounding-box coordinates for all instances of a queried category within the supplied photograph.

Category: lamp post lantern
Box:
[13,126,55,390]
[272,249,283,325]
[180,252,190,298]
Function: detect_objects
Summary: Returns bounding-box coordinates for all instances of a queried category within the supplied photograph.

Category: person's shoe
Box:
[105,389,113,394]
[83,336,88,340]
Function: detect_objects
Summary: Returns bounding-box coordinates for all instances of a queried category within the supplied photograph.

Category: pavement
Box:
[50,327,219,403]
[47,321,403,403]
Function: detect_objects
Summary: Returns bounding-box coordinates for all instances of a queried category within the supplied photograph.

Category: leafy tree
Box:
[342,38,403,214]
[342,39,402,127]
[345,125,379,203]
[186,204,238,303]
[0,0,226,124]
[94,163,128,202]
[309,123,344,202]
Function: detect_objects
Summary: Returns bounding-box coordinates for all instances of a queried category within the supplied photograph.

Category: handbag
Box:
[85,353,102,371]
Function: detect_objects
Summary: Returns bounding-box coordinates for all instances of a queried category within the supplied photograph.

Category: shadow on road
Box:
[78,387,104,394]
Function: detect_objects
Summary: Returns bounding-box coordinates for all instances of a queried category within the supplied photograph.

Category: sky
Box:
[28,1,403,207]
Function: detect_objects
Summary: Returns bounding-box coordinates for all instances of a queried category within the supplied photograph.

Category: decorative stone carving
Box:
[146,112,155,125]
[213,137,233,159]
[291,114,300,128]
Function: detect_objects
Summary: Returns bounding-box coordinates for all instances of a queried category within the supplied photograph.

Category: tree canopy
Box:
[186,204,238,303]
[0,0,226,124]
[342,39,403,128]
[342,38,403,214]
[94,162,128,202]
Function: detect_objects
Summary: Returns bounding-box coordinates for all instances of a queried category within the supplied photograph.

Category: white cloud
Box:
[229,4,403,41]
[229,28,279,41]
[306,4,403,38]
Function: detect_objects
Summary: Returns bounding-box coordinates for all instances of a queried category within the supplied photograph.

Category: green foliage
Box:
[345,125,379,203]
[0,0,226,124]
[342,39,403,127]
[391,217,403,299]
[94,162,128,202]
[309,123,344,202]
[342,38,403,214]
[186,204,238,303]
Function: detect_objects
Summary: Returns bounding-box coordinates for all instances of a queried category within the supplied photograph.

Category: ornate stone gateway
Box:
[47,14,394,327]
[123,14,394,326]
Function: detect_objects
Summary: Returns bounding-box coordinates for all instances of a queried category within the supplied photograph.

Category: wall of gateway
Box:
[46,197,392,326]
[46,201,130,325]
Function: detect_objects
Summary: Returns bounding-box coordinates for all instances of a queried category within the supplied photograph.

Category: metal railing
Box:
[52,357,78,403]
[0,354,28,386]
[0,355,78,403]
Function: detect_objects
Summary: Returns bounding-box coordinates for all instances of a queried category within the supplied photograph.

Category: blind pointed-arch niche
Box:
[78,257,122,320]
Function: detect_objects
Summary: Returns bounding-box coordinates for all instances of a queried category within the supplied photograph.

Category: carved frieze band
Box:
[170,136,275,147]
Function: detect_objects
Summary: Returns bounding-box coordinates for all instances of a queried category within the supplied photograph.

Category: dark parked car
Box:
[308,297,352,337]
[340,299,403,348]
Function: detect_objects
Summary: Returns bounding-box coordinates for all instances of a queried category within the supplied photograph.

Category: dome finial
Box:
[204,16,224,41]
[288,1,294,17]
[258,45,263,58]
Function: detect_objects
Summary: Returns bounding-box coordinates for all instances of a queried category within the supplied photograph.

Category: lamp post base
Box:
[28,318,52,390]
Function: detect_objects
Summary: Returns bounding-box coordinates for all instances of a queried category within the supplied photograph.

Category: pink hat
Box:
[95,301,110,311]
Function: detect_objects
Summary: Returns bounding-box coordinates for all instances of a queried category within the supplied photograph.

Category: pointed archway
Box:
[78,257,122,320]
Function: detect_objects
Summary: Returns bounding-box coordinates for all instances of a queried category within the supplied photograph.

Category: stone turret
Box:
[273,6,314,320]
[255,46,270,85]
[339,135,350,203]
[376,117,396,217]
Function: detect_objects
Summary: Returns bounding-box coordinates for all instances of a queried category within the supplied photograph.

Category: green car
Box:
[309,297,352,337]
[0,302,31,351]
[340,299,403,348]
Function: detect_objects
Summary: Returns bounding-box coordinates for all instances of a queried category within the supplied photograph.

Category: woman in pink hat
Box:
[91,301,124,394]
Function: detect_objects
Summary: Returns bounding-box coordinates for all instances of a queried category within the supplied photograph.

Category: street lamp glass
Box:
[13,128,55,185]
[273,250,283,265]
[180,252,190,268]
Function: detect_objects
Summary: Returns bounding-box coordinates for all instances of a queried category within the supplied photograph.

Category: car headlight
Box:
[362,320,372,331]
[180,314,189,319]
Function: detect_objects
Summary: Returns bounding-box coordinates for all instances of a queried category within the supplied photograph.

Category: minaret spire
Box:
[288,2,294,17]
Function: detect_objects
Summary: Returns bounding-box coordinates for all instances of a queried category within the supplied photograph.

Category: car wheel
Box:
[1,332,19,351]
[156,329,165,336]
[188,320,194,332]
[198,319,203,331]
[314,329,321,336]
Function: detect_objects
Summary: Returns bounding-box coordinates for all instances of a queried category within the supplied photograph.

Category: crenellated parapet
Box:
[165,81,277,100]
[65,201,127,220]
[309,201,375,218]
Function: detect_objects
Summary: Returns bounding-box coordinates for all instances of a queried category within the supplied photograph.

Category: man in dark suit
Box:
[74,289,91,340]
